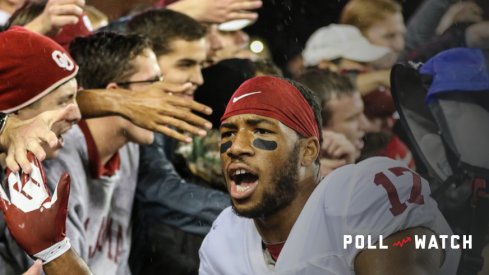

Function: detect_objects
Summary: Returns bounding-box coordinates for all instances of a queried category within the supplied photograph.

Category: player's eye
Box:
[254,128,273,135]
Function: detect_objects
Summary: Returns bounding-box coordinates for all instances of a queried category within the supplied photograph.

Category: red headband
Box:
[221,76,320,140]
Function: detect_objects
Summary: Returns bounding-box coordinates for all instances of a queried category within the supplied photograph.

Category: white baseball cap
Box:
[302,24,392,66]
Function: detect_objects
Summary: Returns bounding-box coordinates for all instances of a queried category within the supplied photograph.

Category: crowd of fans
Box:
[0,0,488,274]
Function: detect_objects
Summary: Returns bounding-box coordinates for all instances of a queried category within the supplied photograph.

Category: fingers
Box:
[12,145,33,174]
[152,81,193,95]
[156,97,213,129]
[22,260,43,275]
[50,0,85,5]
[319,158,346,177]
[5,147,21,173]
[46,0,85,15]
[320,158,347,169]
[156,125,193,143]
[229,0,262,19]
[44,0,85,28]
[321,130,356,163]
[226,11,259,21]
[166,108,213,131]
[233,0,263,10]
[167,96,213,117]
[158,115,209,137]
[37,130,59,149]
[26,140,48,162]
[5,108,66,173]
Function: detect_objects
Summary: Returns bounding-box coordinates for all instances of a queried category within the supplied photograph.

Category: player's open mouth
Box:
[228,167,259,200]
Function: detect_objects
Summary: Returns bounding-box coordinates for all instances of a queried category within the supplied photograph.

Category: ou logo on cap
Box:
[51,50,75,71]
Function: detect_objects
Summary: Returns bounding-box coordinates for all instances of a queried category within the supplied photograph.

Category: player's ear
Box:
[300,136,320,167]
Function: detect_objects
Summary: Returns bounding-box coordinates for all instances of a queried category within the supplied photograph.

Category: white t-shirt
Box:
[199,157,460,275]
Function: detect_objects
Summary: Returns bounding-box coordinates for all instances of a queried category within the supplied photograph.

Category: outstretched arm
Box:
[77,82,213,143]
[166,0,262,23]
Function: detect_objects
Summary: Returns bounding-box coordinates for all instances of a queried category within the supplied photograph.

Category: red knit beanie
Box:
[0,26,78,113]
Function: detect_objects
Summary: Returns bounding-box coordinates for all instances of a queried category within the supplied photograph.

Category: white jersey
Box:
[199,157,460,275]
[43,124,139,275]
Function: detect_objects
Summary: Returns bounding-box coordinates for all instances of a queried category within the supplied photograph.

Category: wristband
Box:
[33,238,71,264]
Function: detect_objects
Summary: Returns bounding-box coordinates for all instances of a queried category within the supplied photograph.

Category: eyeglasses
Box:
[116,75,164,87]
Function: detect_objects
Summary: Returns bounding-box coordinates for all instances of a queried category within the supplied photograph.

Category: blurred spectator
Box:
[128,9,206,98]
[340,0,406,58]
[203,23,224,66]
[302,24,392,96]
[298,69,365,168]
[43,31,157,275]
[360,94,415,169]
[302,25,415,169]
[401,0,488,62]
[0,26,81,274]
[127,9,230,275]
[213,19,254,61]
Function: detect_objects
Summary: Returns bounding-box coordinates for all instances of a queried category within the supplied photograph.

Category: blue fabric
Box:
[420,48,489,103]
[130,133,230,273]
[134,133,230,235]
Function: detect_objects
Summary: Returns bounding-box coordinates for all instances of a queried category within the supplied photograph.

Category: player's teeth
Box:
[236,185,251,192]
[233,169,248,176]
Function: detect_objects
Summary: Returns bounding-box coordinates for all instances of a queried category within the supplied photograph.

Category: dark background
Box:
[87,0,424,76]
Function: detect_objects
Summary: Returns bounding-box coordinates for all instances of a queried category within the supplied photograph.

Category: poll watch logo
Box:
[52,50,75,71]
[343,234,472,250]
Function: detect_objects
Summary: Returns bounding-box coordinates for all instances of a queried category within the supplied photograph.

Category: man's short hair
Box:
[285,78,323,147]
[298,68,356,126]
[127,9,206,57]
[340,0,401,35]
[70,31,152,89]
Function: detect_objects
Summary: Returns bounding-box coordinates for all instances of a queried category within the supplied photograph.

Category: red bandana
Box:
[221,76,320,140]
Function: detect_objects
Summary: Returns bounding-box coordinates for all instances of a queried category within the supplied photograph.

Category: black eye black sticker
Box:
[220,141,232,153]
[253,139,277,151]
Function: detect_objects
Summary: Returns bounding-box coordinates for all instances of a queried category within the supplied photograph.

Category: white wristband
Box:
[33,238,71,264]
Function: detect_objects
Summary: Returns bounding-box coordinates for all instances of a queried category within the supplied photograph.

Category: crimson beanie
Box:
[0,26,78,113]
[221,76,320,140]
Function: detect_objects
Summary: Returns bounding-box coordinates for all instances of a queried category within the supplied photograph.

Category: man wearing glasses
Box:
[38,31,163,275]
